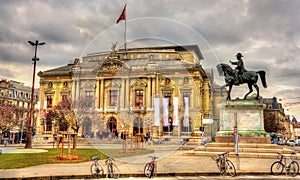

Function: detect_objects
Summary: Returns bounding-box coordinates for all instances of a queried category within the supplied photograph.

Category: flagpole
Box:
[116,4,127,59]
[124,4,127,59]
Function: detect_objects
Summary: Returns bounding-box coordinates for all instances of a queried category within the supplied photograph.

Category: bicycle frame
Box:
[211,151,236,177]
[150,157,156,165]
[271,152,299,177]
[90,156,104,178]
[144,156,158,178]
[278,152,294,168]
[105,157,120,178]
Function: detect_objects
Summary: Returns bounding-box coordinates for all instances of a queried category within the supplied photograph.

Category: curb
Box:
[0,172,273,180]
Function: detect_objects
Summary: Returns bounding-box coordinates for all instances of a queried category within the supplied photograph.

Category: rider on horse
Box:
[230,52,246,85]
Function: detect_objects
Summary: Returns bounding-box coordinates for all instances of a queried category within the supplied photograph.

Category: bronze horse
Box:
[217,63,267,100]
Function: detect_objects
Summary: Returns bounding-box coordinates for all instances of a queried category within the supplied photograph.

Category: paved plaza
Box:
[0,142,300,179]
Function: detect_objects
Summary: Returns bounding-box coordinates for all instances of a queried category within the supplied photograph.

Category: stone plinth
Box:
[215,99,270,144]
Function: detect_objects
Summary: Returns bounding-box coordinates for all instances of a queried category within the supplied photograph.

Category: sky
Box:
[0,0,299,118]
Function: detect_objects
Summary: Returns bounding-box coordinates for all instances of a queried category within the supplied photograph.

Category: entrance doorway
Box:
[107,117,117,132]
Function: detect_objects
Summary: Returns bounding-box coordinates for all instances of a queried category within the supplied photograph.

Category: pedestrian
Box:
[115,129,118,139]
[58,135,62,148]
[99,129,103,140]
[53,133,57,148]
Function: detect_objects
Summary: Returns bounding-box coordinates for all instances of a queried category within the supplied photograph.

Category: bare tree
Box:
[73,96,99,134]
[0,104,27,131]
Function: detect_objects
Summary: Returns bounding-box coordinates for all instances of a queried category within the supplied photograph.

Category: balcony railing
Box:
[131,105,146,114]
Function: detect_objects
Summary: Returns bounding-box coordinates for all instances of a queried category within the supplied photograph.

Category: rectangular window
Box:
[46,95,53,108]
[110,90,118,106]
[163,91,172,106]
[86,91,93,97]
[135,90,144,106]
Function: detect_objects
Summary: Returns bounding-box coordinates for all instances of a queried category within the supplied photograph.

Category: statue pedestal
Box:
[215,99,270,144]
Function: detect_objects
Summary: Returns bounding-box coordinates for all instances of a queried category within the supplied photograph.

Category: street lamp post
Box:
[25,40,45,149]
[139,104,145,150]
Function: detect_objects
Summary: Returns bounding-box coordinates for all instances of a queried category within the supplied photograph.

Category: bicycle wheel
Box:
[289,161,299,177]
[91,163,104,178]
[108,164,120,179]
[271,161,284,175]
[144,163,154,178]
[226,160,236,177]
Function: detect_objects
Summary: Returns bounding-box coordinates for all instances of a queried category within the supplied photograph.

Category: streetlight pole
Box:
[25,40,45,149]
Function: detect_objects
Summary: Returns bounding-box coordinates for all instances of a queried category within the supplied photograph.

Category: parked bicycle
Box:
[91,155,105,178]
[144,156,158,178]
[91,156,120,179]
[271,152,299,176]
[105,157,120,179]
[211,151,236,177]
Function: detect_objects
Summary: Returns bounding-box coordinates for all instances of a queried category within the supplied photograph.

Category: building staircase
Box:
[184,142,300,159]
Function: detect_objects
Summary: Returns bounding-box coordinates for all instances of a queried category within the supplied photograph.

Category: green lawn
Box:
[0,148,154,169]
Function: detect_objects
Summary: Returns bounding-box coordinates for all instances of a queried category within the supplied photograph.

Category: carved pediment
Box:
[131,79,147,88]
[105,80,121,88]
[99,57,131,72]
[82,81,95,90]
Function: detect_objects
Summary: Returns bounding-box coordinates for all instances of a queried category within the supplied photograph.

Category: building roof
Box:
[38,45,206,78]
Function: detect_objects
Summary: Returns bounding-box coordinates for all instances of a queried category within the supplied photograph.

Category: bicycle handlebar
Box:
[92,156,99,161]
[219,151,230,156]
[148,156,158,160]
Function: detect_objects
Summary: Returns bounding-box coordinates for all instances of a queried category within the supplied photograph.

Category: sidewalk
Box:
[0,144,298,179]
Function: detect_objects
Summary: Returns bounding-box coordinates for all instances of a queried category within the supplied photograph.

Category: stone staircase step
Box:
[184,142,296,159]
[200,146,291,154]
[205,142,282,149]
[184,150,300,159]
[184,150,299,159]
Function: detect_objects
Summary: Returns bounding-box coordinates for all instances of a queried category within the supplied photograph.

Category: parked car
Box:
[295,139,300,146]
[286,139,296,146]
[277,139,286,145]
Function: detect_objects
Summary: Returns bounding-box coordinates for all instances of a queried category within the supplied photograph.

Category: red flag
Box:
[116,5,126,24]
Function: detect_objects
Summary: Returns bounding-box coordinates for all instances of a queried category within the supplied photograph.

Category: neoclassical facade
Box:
[38,45,214,138]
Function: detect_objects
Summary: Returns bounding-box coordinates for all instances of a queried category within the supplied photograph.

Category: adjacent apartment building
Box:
[0,79,39,143]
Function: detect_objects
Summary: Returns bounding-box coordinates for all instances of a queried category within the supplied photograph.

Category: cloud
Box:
[0,0,299,116]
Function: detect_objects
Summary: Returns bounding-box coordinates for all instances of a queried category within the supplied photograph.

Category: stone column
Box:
[147,78,151,108]
[95,79,100,109]
[125,78,130,107]
[99,79,104,111]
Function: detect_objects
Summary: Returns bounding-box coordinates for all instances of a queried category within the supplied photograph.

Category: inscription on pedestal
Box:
[216,99,270,143]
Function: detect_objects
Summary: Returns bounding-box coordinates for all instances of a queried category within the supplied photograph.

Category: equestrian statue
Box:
[217,53,267,100]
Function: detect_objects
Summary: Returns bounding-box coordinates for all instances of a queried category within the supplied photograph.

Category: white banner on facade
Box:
[163,98,169,127]
[43,101,47,131]
[173,97,178,126]
[154,98,160,126]
[183,97,189,127]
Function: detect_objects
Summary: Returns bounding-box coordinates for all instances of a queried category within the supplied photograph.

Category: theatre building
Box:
[37,45,215,140]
